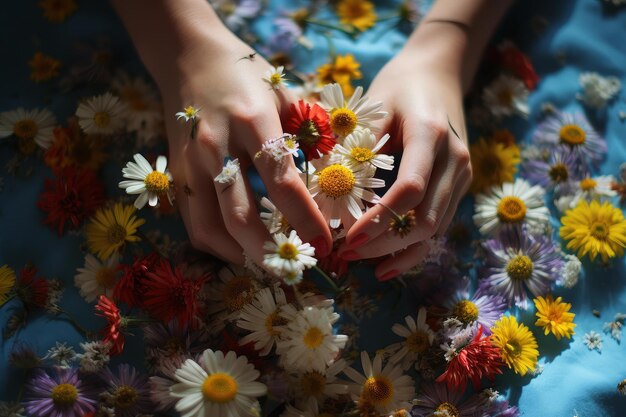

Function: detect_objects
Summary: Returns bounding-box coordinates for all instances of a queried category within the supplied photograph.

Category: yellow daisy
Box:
[469,137,521,194]
[316,54,362,97]
[38,0,77,22]
[337,0,377,32]
[490,315,538,376]
[85,203,145,260]
[28,52,61,83]
[534,295,576,340]
[560,200,626,263]
[0,265,16,306]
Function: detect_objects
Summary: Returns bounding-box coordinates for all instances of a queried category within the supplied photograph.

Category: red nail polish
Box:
[378,269,399,281]
[349,232,369,249]
[310,236,329,258]
[340,250,360,261]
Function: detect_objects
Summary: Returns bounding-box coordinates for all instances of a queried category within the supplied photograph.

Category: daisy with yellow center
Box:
[556,175,617,213]
[386,307,435,370]
[336,0,377,32]
[473,178,550,236]
[237,286,288,356]
[119,153,173,210]
[75,92,126,135]
[74,253,120,303]
[262,66,288,90]
[343,351,415,416]
[28,52,61,82]
[490,315,538,376]
[560,200,626,263]
[317,54,362,97]
[38,0,77,22]
[260,197,290,234]
[276,306,348,373]
[263,230,317,277]
[334,128,394,171]
[0,107,57,150]
[469,137,520,194]
[482,74,529,118]
[175,105,201,122]
[290,359,349,409]
[534,295,576,340]
[85,203,145,260]
[320,83,386,138]
[0,265,16,306]
[170,349,267,417]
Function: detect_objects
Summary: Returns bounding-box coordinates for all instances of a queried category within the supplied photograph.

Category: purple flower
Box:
[23,368,97,417]
[522,146,583,194]
[269,16,302,52]
[411,382,488,416]
[480,228,563,309]
[99,364,152,417]
[445,286,507,335]
[487,398,521,417]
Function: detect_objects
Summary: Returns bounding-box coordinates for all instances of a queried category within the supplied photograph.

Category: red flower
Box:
[37,167,105,235]
[113,253,160,308]
[95,295,124,355]
[17,266,49,309]
[496,42,539,90]
[285,100,335,161]
[142,260,207,329]
[436,326,504,392]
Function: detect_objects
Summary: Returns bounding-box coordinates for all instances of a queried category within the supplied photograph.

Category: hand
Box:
[338,25,472,280]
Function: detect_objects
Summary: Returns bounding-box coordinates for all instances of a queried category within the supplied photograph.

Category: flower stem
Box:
[313,265,340,293]
[59,309,91,338]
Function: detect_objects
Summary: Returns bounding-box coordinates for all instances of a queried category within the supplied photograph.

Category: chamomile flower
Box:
[482,74,530,118]
[74,253,120,303]
[556,175,617,212]
[583,331,602,352]
[175,106,200,122]
[334,128,394,171]
[0,107,57,149]
[237,286,288,356]
[320,83,387,138]
[119,154,173,209]
[263,66,288,90]
[263,230,317,276]
[289,359,349,409]
[75,92,126,135]
[473,178,550,236]
[214,158,241,184]
[386,307,435,370]
[260,197,289,234]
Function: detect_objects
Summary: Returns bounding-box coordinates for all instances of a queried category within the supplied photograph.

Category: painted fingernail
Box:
[378,269,399,282]
[348,233,369,249]
[339,250,360,261]
[310,236,329,258]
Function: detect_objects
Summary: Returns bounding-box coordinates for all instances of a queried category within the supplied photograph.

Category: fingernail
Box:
[310,236,329,257]
[348,233,369,249]
[378,269,399,282]
[339,250,360,261]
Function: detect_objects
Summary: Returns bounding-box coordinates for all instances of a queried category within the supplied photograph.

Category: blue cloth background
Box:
[1,1,626,416]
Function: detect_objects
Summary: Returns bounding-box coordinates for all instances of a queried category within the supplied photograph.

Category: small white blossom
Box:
[584,331,603,352]
[44,342,76,368]
[604,319,623,342]
[263,66,287,90]
[263,230,317,276]
[214,158,240,185]
[560,254,582,288]
[77,340,111,372]
[175,105,200,122]
[578,72,621,109]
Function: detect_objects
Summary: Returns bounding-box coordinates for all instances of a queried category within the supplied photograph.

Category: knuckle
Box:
[227,100,264,126]
[270,170,303,194]
[455,145,471,166]
[422,209,440,237]
[225,206,249,232]
[423,118,448,144]
[399,174,427,197]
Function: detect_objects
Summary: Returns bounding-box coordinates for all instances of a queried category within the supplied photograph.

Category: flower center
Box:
[270,73,282,85]
[13,119,39,140]
[451,300,479,325]
[113,385,138,409]
[329,108,357,137]
[496,196,527,223]
[184,106,197,118]
[435,402,460,417]
[590,221,609,240]
[264,310,287,337]
[95,267,117,288]
[144,171,170,194]
[51,383,78,406]
[506,255,534,281]
[504,339,522,358]
[107,224,128,245]
[497,88,514,106]
[479,154,502,179]
[548,163,569,183]
[350,146,375,162]
[580,178,597,191]
[94,111,111,128]
[202,373,238,403]
[303,326,325,349]
[278,242,299,260]
[559,124,586,145]
[297,119,321,146]
[363,376,393,405]
[317,164,356,198]
[223,276,255,312]
[406,330,431,354]
[300,371,327,397]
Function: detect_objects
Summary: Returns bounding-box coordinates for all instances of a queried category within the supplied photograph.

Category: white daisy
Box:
[289,359,349,409]
[281,400,320,417]
[175,105,201,122]
[75,92,126,134]
[308,156,384,228]
[559,175,617,211]
[334,128,394,171]
[263,230,317,275]
[343,351,415,416]
[386,307,436,370]
[0,107,56,149]
[578,72,621,109]
[482,74,530,118]
[237,286,288,356]
[263,66,288,90]
[74,253,120,303]
[170,349,267,417]
[260,197,289,234]
[119,153,173,209]
[260,134,298,161]
[276,305,348,373]
[583,330,602,352]
[320,83,387,138]
[214,158,241,185]
[473,178,550,236]
[559,254,581,289]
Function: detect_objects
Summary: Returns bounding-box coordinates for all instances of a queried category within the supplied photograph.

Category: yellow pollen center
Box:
[300,371,327,397]
[496,196,527,223]
[317,164,356,198]
[223,276,255,312]
[113,385,138,409]
[504,339,522,358]
[13,119,39,140]
[51,383,78,406]
[202,373,238,403]
[278,242,299,260]
[435,402,460,417]
[303,326,325,349]
[95,267,117,288]
[559,124,586,145]
[144,171,170,194]
[270,73,282,85]
[580,178,597,191]
[406,330,431,354]
[184,106,197,118]
[107,224,128,245]
[350,146,375,162]
[506,255,534,281]
[363,376,393,405]
[590,222,609,240]
[93,111,111,128]
[452,300,479,325]
[548,163,569,183]
[264,310,287,337]
[329,108,358,137]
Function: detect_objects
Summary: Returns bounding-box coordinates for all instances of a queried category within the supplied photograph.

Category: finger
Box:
[436,168,472,236]
[374,242,430,281]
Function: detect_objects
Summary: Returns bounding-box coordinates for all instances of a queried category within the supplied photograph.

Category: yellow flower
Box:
[560,200,626,263]
[317,54,362,97]
[0,265,16,306]
[469,137,520,194]
[28,52,61,83]
[85,203,145,260]
[38,0,77,22]
[337,0,377,31]
[491,315,538,376]
[534,295,576,340]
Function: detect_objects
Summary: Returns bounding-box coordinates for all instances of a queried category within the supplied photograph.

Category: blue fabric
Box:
[1,1,626,416]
